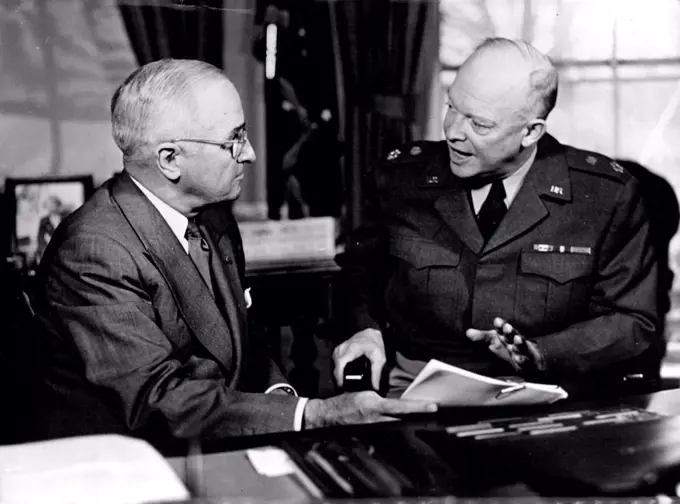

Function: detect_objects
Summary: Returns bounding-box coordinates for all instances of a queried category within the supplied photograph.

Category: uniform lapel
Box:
[484,135,572,254]
[482,179,548,253]
[110,173,237,379]
[434,177,485,255]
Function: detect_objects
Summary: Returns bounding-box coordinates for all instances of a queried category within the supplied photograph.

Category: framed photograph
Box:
[5,175,94,268]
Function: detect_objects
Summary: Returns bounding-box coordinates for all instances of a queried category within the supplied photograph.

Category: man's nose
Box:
[239,139,256,163]
[444,111,465,141]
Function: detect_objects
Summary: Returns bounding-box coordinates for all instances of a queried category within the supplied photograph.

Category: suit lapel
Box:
[200,219,246,386]
[110,173,237,379]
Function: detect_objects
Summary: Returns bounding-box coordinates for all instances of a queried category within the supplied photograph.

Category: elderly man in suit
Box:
[31,59,435,452]
[333,38,662,398]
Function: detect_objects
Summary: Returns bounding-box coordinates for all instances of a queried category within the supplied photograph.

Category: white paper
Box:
[246,447,297,477]
[401,359,568,406]
[0,434,190,504]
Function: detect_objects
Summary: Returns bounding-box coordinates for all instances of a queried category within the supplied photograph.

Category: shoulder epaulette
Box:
[565,147,631,184]
[383,141,439,166]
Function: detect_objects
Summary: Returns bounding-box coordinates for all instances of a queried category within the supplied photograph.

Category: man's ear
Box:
[156,142,182,181]
[521,119,547,149]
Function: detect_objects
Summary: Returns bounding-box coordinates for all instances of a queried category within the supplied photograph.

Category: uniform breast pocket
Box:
[515,251,595,330]
[387,233,465,321]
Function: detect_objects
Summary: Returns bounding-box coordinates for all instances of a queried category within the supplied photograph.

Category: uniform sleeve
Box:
[535,177,662,377]
[37,231,299,440]
[337,167,395,337]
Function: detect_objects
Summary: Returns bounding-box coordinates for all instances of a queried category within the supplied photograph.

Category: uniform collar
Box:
[526,133,572,203]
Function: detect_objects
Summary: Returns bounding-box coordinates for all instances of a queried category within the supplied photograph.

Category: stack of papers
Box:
[0,434,190,504]
[401,359,568,406]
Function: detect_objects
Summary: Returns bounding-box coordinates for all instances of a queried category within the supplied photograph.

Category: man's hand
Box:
[333,328,386,390]
[466,317,546,372]
[303,391,437,429]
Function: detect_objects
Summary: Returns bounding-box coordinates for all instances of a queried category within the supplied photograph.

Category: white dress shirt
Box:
[470,147,538,215]
[130,176,307,431]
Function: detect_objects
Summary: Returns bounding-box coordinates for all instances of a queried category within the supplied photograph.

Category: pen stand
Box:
[342,356,372,392]
[281,429,462,499]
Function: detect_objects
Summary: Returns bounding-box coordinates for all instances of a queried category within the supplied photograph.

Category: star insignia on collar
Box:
[410,146,422,156]
[610,161,624,173]
[586,155,597,165]
[387,149,401,161]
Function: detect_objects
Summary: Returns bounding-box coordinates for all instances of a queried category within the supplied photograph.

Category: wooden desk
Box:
[166,388,680,501]
[245,258,341,397]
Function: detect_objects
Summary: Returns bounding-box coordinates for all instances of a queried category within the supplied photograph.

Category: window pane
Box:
[618,78,680,187]
[543,0,614,61]
[547,81,615,156]
[440,0,526,67]
[615,0,680,60]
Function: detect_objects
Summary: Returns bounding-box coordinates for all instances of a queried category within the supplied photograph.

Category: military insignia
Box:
[550,185,564,195]
[586,155,597,165]
[610,161,624,173]
[387,149,401,161]
[410,146,422,156]
[425,175,439,185]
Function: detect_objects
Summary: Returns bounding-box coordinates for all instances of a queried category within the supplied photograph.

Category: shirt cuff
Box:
[264,383,298,396]
[294,397,309,432]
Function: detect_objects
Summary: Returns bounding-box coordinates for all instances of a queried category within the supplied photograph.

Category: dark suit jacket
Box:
[340,134,661,385]
[32,172,298,451]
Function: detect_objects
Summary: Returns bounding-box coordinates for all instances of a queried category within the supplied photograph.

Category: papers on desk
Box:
[239,217,336,263]
[401,359,568,406]
[0,434,189,504]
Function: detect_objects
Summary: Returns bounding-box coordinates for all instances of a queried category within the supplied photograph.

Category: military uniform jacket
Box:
[341,134,661,380]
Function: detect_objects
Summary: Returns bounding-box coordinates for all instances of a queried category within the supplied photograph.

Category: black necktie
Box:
[477,180,507,242]
[185,218,214,297]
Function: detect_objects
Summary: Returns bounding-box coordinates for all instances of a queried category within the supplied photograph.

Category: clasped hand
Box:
[466,317,546,373]
[332,328,386,390]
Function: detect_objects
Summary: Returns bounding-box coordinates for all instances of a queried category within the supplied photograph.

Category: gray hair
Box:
[475,38,558,119]
[110,59,226,162]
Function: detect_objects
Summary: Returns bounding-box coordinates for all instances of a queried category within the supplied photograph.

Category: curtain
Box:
[329,0,437,230]
[117,0,224,67]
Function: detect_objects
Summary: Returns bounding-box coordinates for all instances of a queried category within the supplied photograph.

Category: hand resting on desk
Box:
[303,391,437,429]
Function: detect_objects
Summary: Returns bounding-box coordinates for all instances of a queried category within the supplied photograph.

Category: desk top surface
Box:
[167,387,680,501]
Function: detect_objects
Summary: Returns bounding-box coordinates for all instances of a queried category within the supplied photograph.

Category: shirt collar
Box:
[129,175,188,247]
[471,146,538,214]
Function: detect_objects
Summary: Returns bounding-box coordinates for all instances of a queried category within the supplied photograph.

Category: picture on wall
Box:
[5,176,94,268]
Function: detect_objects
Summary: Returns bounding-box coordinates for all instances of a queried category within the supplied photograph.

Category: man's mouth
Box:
[448,143,471,156]
[448,144,473,161]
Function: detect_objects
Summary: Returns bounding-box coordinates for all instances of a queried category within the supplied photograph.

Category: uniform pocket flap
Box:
[389,234,461,269]
[520,251,594,284]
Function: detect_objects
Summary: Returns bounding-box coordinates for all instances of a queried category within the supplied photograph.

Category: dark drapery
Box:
[329,0,436,230]
[117,0,225,67]
[252,0,344,221]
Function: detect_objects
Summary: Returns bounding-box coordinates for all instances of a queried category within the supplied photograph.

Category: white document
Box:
[246,447,297,477]
[401,359,568,406]
[0,434,190,504]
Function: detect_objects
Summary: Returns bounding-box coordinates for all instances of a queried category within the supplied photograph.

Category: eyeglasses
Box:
[171,129,249,159]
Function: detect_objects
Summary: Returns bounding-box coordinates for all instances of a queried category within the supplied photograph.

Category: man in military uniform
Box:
[333,38,662,398]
